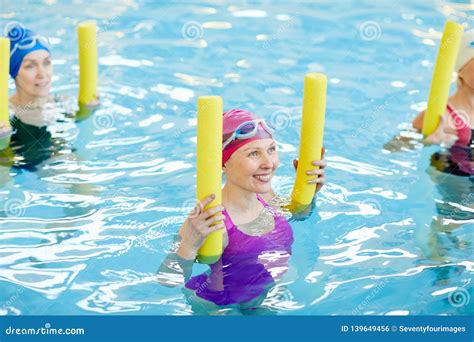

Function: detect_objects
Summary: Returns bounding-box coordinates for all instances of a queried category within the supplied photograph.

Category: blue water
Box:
[0,0,472,315]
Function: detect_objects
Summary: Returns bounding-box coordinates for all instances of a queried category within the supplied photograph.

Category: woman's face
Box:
[459,58,474,89]
[223,138,279,194]
[14,49,52,99]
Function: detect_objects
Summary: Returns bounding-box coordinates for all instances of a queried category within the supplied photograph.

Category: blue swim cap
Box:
[6,23,50,78]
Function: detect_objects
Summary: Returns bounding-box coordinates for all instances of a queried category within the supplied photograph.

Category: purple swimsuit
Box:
[185,194,294,305]
[449,145,474,175]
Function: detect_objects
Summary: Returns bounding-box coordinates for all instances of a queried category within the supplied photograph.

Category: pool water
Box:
[0,0,472,315]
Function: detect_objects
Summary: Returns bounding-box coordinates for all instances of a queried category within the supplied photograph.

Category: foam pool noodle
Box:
[196,96,223,264]
[289,73,327,213]
[422,21,464,136]
[0,37,11,150]
[77,21,98,105]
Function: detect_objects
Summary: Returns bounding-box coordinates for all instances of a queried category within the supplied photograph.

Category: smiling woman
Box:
[0,25,51,132]
[0,23,99,171]
[9,48,60,129]
[8,24,52,102]
[0,25,66,171]
[158,109,326,312]
[13,49,52,102]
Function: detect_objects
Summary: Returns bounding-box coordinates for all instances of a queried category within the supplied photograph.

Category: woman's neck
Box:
[11,91,45,107]
[222,182,260,214]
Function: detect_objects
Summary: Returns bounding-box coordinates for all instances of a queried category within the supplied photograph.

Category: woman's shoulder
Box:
[8,93,79,128]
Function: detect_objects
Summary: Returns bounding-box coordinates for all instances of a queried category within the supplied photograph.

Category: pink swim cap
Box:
[222,109,273,166]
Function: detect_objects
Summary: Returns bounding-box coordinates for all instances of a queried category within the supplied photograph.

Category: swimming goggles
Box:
[222,119,274,150]
[10,35,50,57]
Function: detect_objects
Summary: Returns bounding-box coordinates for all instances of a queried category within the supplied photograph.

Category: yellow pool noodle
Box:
[422,21,463,136]
[196,96,223,264]
[77,21,98,105]
[0,38,10,131]
[290,73,327,212]
[0,145,14,167]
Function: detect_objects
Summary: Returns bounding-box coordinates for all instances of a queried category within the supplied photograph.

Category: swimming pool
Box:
[0,0,472,315]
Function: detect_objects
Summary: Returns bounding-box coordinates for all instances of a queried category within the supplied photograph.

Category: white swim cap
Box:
[455,29,474,72]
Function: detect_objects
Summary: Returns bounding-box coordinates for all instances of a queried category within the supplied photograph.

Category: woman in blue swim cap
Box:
[9,24,52,104]
[0,23,53,134]
[0,22,97,169]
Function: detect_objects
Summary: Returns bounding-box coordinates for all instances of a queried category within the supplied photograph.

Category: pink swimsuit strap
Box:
[447,104,471,147]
